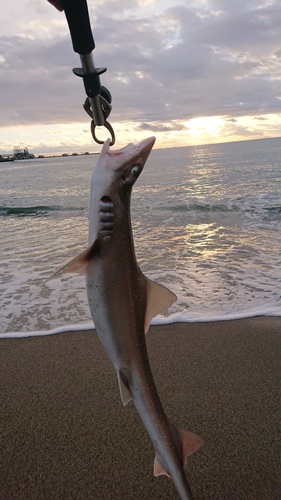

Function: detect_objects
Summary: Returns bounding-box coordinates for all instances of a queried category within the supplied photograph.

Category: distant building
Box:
[0,154,14,162]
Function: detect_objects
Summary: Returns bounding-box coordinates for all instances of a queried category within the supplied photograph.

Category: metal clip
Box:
[61,0,115,146]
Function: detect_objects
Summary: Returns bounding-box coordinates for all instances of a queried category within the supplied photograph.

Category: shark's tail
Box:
[154,423,203,477]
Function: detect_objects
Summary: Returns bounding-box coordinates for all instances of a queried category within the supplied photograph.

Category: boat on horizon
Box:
[13,147,35,160]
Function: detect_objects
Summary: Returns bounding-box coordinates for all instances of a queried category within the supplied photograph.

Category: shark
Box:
[51,137,203,500]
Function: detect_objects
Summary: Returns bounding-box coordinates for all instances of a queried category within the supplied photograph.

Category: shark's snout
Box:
[136,137,155,163]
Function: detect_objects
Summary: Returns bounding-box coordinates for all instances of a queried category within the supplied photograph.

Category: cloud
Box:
[0,0,280,133]
[137,121,188,132]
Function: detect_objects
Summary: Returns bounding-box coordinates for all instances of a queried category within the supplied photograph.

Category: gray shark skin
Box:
[52,137,203,500]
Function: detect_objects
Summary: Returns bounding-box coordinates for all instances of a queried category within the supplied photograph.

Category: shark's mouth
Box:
[100,196,113,205]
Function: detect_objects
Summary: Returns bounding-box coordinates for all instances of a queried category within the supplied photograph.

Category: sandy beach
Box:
[1,316,280,500]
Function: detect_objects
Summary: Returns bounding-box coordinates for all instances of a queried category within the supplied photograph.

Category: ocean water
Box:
[0,137,280,337]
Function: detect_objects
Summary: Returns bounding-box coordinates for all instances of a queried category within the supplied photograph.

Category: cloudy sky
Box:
[0,0,280,154]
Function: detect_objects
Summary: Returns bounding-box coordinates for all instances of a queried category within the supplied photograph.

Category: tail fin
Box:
[154,423,203,477]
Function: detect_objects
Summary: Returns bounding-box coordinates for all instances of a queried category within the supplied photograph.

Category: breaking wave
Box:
[158,198,281,221]
[0,205,85,217]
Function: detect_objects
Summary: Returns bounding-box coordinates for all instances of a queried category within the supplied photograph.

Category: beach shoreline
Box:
[1,316,280,499]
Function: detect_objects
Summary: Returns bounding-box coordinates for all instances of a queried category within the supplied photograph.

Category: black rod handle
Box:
[61,0,95,54]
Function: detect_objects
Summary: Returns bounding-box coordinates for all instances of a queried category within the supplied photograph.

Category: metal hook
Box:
[91,120,115,146]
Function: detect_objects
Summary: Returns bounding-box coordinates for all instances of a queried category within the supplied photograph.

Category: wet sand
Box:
[1,317,280,499]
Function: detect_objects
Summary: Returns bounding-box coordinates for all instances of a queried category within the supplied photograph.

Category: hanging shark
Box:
[51,137,203,499]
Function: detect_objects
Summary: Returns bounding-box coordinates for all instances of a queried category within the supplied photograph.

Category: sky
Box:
[0,0,280,154]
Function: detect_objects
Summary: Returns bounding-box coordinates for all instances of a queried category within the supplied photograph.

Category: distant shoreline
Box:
[1,135,280,161]
[38,152,99,158]
[1,152,99,162]
[16,152,99,160]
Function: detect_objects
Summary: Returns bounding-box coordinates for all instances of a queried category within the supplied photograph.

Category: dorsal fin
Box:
[45,238,99,281]
[144,277,177,333]
[177,427,204,466]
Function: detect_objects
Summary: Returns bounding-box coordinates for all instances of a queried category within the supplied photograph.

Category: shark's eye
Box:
[130,165,139,176]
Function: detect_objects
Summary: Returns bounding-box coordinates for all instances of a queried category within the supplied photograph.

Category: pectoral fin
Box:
[154,424,203,477]
[46,239,100,281]
[144,277,177,333]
